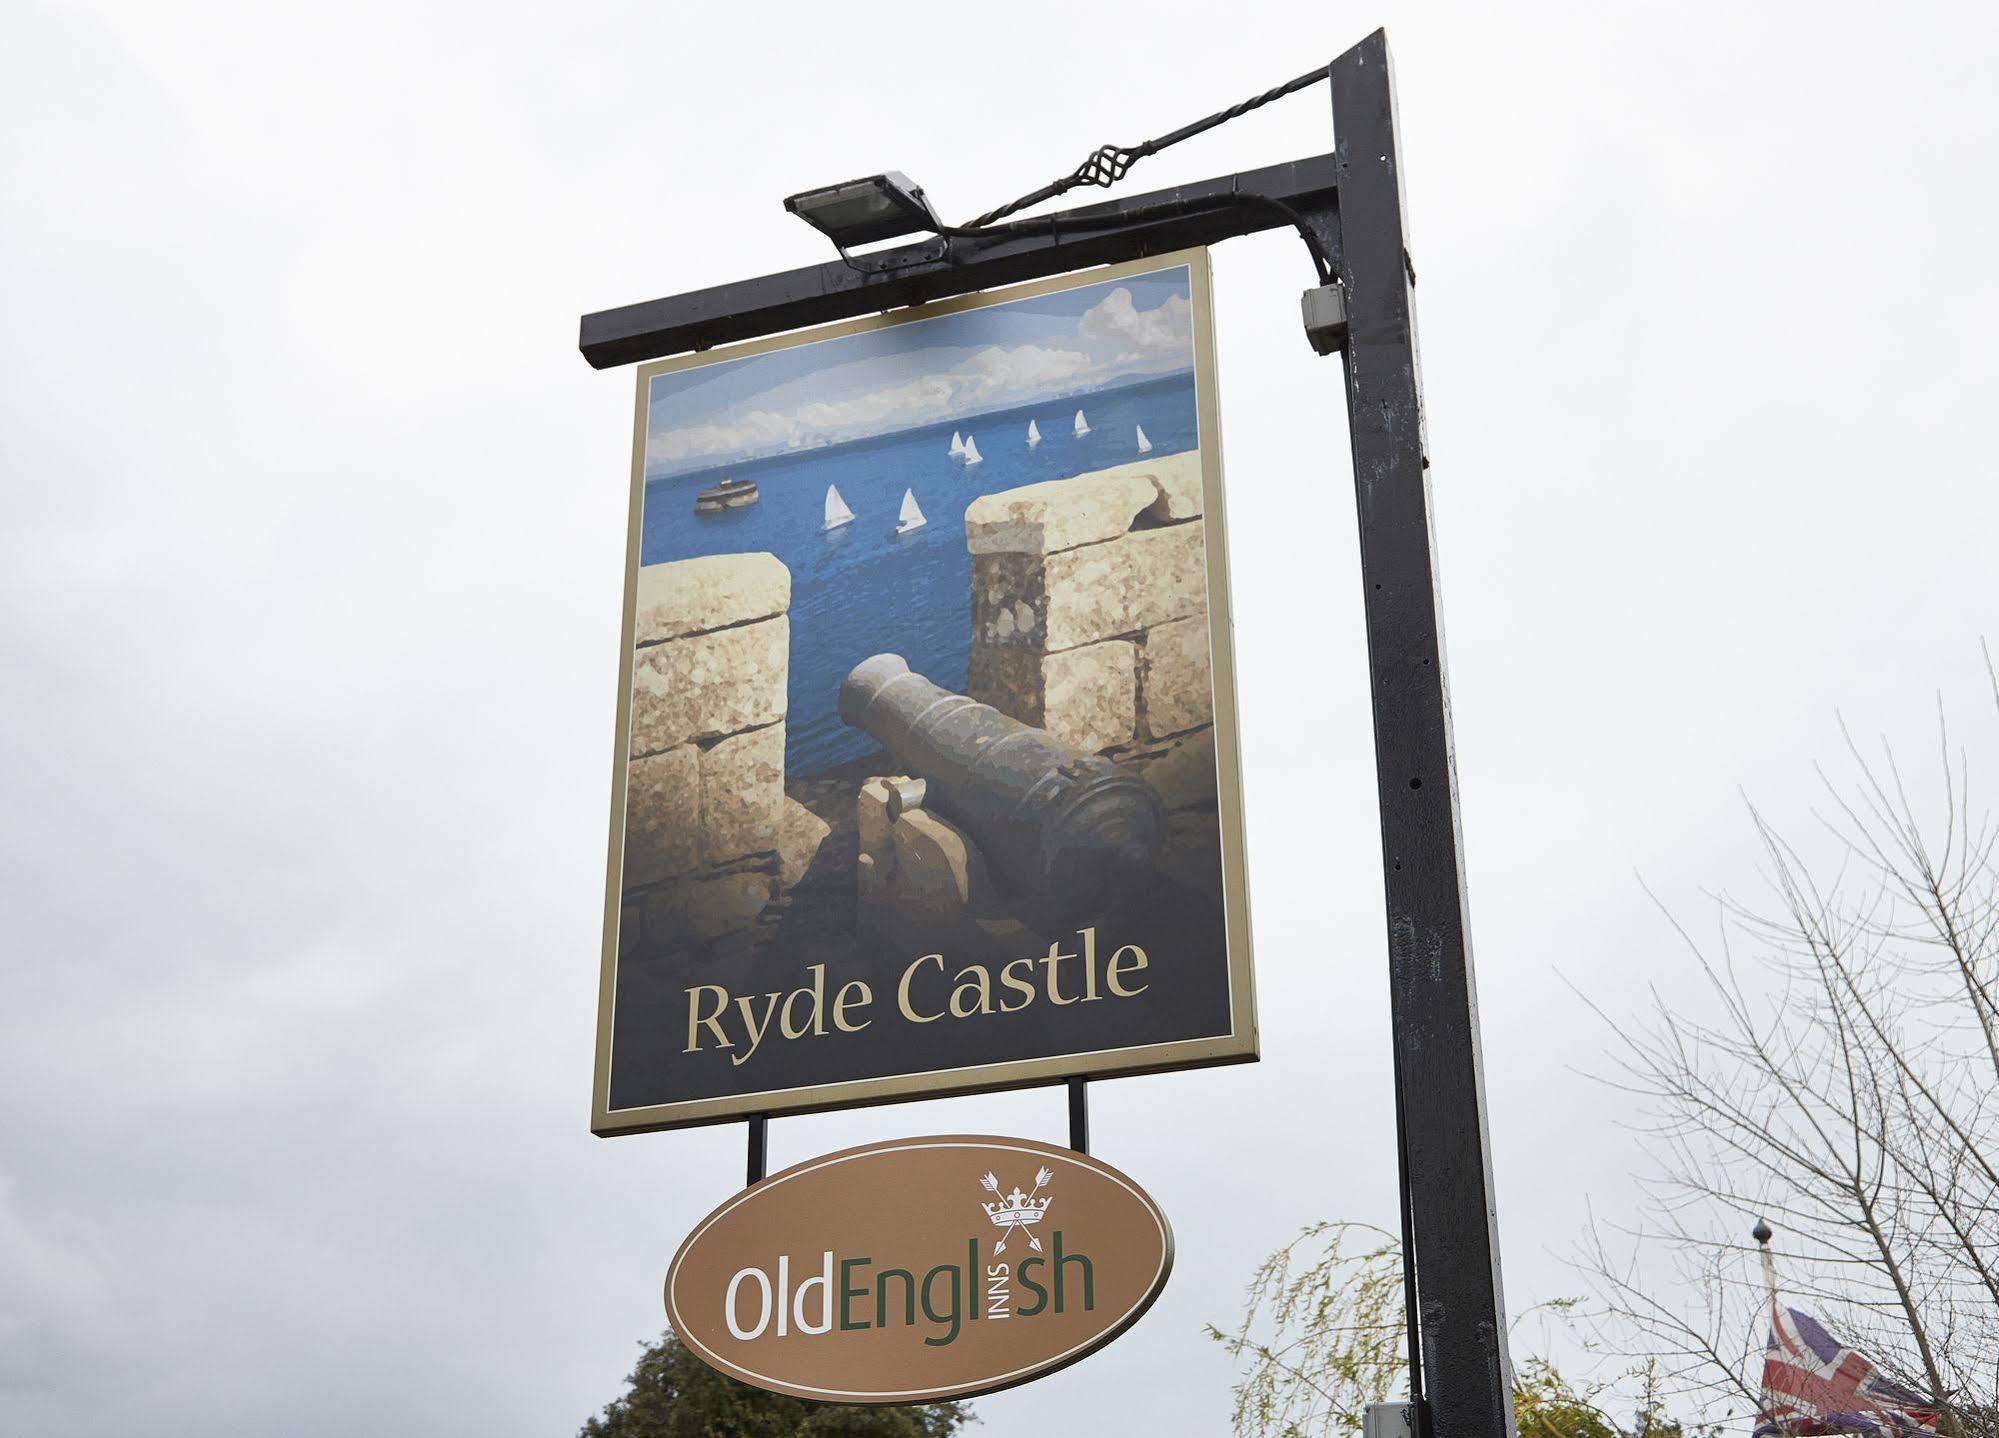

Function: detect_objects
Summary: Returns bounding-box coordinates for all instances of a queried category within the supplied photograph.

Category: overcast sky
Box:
[4,2,1996,1434]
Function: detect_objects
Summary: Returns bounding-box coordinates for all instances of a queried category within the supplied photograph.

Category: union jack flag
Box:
[1753,1303,1939,1438]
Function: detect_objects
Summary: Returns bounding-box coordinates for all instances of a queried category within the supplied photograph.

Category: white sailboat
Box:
[1026,418,1041,447]
[949,431,965,458]
[962,434,983,466]
[1073,409,1090,437]
[1136,423,1153,453]
[894,488,927,536]
[820,483,854,532]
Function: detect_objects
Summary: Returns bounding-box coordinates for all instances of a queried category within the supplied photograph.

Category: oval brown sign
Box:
[664,1134,1173,1404]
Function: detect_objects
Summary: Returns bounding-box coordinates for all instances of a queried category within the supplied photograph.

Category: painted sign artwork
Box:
[594,249,1256,1134]
[665,1135,1173,1402]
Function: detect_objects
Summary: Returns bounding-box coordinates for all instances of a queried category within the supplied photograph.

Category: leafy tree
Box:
[1210,1224,1711,1438]
[579,1330,974,1438]
[1205,1222,1407,1438]
[1512,1355,1621,1438]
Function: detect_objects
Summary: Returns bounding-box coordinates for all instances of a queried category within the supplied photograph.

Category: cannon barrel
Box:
[839,654,1166,919]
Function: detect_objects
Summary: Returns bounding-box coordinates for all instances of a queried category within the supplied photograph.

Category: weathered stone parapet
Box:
[970,524,1204,656]
[968,640,1137,753]
[965,452,1216,758]
[632,552,790,646]
[965,467,1158,556]
[699,722,785,863]
[964,452,1204,555]
[623,744,701,887]
[629,616,788,758]
[622,553,792,957]
[1138,616,1213,739]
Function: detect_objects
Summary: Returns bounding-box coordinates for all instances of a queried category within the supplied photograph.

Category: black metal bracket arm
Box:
[578,154,1340,369]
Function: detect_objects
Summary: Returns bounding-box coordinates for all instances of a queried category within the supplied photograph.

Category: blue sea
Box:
[641,371,1199,777]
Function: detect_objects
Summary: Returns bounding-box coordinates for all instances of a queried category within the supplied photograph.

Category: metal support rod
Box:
[1330,29,1515,1438]
[1067,1077,1089,1154]
[745,1115,767,1187]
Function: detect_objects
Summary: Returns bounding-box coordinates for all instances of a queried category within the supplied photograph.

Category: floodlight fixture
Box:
[783,172,940,252]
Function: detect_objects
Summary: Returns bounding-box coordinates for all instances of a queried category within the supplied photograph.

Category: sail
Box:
[1027,419,1041,446]
[899,489,924,525]
[823,483,854,530]
[1073,409,1090,436]
[1136,423,1152,453]
[949,431,965,457]
[962,435,983,465]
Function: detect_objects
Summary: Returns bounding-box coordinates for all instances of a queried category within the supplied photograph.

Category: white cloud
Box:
[1078,287,1193,361]
[647,340,1099,471]
[645,284,1201,472]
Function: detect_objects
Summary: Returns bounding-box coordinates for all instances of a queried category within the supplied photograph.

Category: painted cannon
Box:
[838,654,1166,920]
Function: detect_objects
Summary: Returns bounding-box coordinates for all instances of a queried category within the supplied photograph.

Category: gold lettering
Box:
[732,991,782,1066]
[1107,943,1149,997]
[1041,941,1080,1005]
[1080,926,1102,1001]
[897,954,946,1022]
[998,958,1037,1013]
[832,979,873,1033]
[780,963,829,1040]
[684,985,733,1053]
[949,964,994,1018]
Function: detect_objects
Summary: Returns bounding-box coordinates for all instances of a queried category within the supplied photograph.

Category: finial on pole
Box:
[1753,1218,1780,1313]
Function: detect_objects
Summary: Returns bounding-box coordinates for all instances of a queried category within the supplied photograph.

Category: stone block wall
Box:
[964,451,1222,890]
[621,553,790,958]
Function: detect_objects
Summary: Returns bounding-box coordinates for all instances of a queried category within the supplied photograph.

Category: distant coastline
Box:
[645,369,1194,489]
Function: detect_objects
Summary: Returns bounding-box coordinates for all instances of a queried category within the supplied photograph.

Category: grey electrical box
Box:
[1364,1402,1416,1438]
[1301,282,1349,354]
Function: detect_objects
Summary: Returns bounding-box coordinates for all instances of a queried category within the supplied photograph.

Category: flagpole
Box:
[1752,1219,1778,1438]
[1753,1217,1778,1314]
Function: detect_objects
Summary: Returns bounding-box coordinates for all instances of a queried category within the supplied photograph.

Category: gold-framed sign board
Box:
[594,248,1255,1134]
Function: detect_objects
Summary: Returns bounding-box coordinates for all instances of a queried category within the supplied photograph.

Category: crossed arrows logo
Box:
[978,1167,1055,1255]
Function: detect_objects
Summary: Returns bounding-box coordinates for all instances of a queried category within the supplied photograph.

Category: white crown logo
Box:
[978,1167,1054,1254]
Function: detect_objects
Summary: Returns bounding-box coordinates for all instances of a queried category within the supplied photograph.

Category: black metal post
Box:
[1067,1077,1089,1154]
[1330,30,1516,1438]
[745,1115,767,1187]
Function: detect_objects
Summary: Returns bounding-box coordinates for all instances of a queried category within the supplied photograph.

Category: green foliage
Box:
[1513,1355,1621,1438]
[1205,1222,1408,1438]
[578,1330,974,1438]
[1511,1353,1718,1438]
[1212,1230,1713,1438]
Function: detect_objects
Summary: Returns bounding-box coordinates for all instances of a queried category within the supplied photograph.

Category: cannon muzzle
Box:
[839,654,1166,921]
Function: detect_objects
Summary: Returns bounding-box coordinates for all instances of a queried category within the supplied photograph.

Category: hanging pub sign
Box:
[593,248,1256,1134]
[666,1134,1172,1402]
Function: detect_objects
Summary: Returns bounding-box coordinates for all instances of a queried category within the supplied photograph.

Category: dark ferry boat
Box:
[693,476,759,515]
